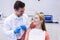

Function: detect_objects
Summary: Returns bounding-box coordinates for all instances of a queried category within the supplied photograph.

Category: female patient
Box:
[25,12,50,40]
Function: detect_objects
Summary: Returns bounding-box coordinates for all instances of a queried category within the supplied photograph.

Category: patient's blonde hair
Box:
[37,12,46,31]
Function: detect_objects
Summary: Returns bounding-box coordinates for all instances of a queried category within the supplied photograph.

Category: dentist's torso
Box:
[3,13,29,40]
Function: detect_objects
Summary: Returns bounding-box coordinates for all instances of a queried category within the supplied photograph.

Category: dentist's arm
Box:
[14,27,21,34]
[3,20,17,39]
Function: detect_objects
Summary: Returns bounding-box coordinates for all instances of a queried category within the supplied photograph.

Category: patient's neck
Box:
[35,24,42,29]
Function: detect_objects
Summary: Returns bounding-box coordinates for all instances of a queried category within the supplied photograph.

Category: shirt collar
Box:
[13,13,23,20]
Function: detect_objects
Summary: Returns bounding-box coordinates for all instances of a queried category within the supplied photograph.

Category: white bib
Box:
[28,28,45,40]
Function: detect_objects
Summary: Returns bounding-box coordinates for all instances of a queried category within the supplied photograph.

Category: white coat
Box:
[3,13,29,40]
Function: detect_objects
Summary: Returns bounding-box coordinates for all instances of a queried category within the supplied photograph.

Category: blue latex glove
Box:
[21,25,27,31]
[14,27,21,34]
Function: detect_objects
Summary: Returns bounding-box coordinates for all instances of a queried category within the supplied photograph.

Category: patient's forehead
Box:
[33,15,40,19]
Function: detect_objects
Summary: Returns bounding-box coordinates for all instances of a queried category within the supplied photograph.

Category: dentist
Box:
[3,1,29,40]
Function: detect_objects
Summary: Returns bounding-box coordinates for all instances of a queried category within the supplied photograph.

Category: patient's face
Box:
[33,15,40,25]
[33,14,43,25]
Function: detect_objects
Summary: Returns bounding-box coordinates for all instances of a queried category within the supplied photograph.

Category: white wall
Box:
[20,0,60,22]
[0,0,16,17]
[0,0,60,22]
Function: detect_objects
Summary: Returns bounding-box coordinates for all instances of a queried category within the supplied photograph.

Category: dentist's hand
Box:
[14,24,27,34]
[21,25,27,31]
[14,27,21,34]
